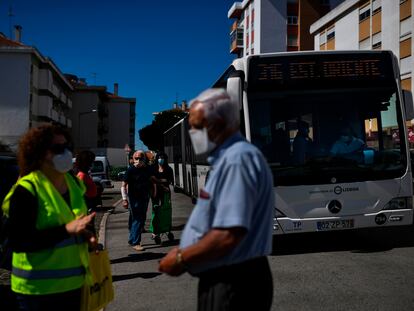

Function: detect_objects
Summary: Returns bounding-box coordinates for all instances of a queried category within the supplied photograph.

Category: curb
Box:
[98,198,122,311]
[98,198,123,248]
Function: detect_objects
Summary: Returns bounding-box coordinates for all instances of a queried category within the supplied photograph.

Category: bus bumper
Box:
[273,209,413,234]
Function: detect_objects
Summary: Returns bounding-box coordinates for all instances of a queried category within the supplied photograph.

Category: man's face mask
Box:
[188,127,216,155]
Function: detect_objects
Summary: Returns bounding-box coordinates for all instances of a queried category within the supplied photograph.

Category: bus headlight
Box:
[383,197,413,210]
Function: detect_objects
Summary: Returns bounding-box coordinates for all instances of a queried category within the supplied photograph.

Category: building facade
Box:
[68,77,136,166]
[0,33,73,151]
[228,0,345,57]
[310,0,413,91]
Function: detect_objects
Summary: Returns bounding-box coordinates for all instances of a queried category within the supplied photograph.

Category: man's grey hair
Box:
[189,88,240,130]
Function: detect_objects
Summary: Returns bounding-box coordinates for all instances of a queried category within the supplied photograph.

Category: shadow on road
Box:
[143,239,180,250]
[272,225,414,256]
[112,272,162,282]
[111,252,166,264]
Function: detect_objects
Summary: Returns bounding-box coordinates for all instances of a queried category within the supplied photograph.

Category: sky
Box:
[0,0,236,149]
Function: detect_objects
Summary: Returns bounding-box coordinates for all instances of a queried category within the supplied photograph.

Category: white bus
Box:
[165,50,414,233]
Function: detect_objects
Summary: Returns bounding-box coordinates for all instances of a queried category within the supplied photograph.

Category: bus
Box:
[164,50,414,234]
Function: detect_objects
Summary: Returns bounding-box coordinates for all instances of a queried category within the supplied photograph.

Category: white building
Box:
[0,32,73,151]
[310,0,413,91]
[228,0,345,57]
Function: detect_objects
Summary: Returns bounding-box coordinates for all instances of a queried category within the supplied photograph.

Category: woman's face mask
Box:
[188,127,216,155]
[52,149,73,173]
[158,158,165,165]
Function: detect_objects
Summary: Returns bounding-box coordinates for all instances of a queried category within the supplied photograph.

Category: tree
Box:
[139,108,187,151]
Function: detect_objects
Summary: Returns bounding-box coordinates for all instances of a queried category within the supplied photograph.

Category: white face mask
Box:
[52,149,73,173]
[189,127,216,155]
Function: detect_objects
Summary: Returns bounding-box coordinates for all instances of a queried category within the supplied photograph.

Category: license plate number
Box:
[317,219,354,231]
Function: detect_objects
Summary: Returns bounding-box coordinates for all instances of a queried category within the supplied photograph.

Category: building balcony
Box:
[228,2,243,19]
[38,69,53,94]
[36,95,53,118]
[230,28,244,54]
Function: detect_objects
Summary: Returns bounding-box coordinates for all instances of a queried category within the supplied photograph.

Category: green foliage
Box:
[109,166,128,181]
[139,108,187,151]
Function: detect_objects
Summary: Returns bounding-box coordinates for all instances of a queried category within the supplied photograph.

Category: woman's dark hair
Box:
[18,124,72,176]
[76,150,96,172]
[156,152,168,166]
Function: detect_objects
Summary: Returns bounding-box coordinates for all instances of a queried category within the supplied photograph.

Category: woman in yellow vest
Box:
[3,124,96,310]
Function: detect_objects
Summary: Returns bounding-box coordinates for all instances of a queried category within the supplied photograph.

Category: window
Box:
[372,42,382,49]
[359,38,370,50]
[287,15,298,25]
[359,7,371,22]
[251,30,255,44]
[327,27,335,41]
[287,34,298,46]
[400,17,412,37]
[400,56,412,75]
[251,48,254,55]
[372,0,381,13]
[372,32,381,47]
[319,31,327,45]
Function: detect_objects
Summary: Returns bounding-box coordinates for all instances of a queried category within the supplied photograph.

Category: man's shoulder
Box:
[223,140,264,164]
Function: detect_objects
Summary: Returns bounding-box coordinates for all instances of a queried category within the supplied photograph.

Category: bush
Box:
[109,166,127,181]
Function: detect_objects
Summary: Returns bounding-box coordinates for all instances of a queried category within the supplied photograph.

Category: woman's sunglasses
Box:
[49,143,69,154]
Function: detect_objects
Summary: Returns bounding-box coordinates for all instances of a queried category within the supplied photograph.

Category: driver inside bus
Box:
[330,127,365,160]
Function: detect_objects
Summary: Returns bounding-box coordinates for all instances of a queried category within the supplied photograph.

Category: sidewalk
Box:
[104,191,198,311]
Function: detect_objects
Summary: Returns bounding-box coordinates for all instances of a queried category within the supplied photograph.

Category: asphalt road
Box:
[103,190,414,311]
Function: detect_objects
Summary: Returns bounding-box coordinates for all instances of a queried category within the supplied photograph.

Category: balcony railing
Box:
[230,27,244,54]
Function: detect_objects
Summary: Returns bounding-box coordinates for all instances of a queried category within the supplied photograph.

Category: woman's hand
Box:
[65,213,96,235]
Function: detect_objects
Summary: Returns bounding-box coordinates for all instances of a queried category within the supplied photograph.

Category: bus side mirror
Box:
[227,77,242,109]
[403,90,414,121]
[227,70,245,110]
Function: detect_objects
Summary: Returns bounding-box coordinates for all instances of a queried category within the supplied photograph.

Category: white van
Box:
[90,156,113,189]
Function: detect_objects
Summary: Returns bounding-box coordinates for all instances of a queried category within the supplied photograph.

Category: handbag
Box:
[81,249,114,311]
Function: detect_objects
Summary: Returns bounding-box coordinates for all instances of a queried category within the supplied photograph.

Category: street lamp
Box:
[78,109,97,148]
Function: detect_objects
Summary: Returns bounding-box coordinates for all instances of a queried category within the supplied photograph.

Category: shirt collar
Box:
[207,132,245,165]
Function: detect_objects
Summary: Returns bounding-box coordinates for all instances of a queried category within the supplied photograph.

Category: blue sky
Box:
[0,0,236,149]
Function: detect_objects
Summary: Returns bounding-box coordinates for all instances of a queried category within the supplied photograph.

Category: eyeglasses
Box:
[49,143,69,154]
[134,157,144,161]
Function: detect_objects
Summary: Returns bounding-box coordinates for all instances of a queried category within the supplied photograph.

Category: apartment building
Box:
[0,31,73,151]
[68,77,136,166]
[310,0,413,91]
[228,0,345,57]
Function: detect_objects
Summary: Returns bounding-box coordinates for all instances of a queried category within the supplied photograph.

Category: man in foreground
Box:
[159,88,275,310]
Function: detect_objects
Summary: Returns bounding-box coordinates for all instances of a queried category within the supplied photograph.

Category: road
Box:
[103,189,414,311]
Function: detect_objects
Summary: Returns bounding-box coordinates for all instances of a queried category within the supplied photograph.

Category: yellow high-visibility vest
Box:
[2,170,90,295]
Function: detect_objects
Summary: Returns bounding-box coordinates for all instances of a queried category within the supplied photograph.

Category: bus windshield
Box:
[247,52,407,186]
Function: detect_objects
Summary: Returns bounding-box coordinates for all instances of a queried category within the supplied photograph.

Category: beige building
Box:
[0,30,73,151]
[310,0,413,91]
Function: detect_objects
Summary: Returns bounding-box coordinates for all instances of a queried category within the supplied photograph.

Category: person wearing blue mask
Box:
[159,88,274,311]
[149,152,174,244]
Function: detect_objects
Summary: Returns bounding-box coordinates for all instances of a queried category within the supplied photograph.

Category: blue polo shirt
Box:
[180,132,275,274]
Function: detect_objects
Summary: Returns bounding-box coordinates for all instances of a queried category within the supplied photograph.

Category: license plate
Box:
[317,219,354,231]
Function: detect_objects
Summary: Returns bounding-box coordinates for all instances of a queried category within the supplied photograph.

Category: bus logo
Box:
[328,200,342,214]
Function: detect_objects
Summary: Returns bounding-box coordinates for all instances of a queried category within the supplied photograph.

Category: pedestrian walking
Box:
[150,152,174,244]
[159,88,275,311]
[121,150,152,251]
[2,124,97,310]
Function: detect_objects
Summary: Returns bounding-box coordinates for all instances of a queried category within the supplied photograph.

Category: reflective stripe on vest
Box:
[13,266,85,280]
